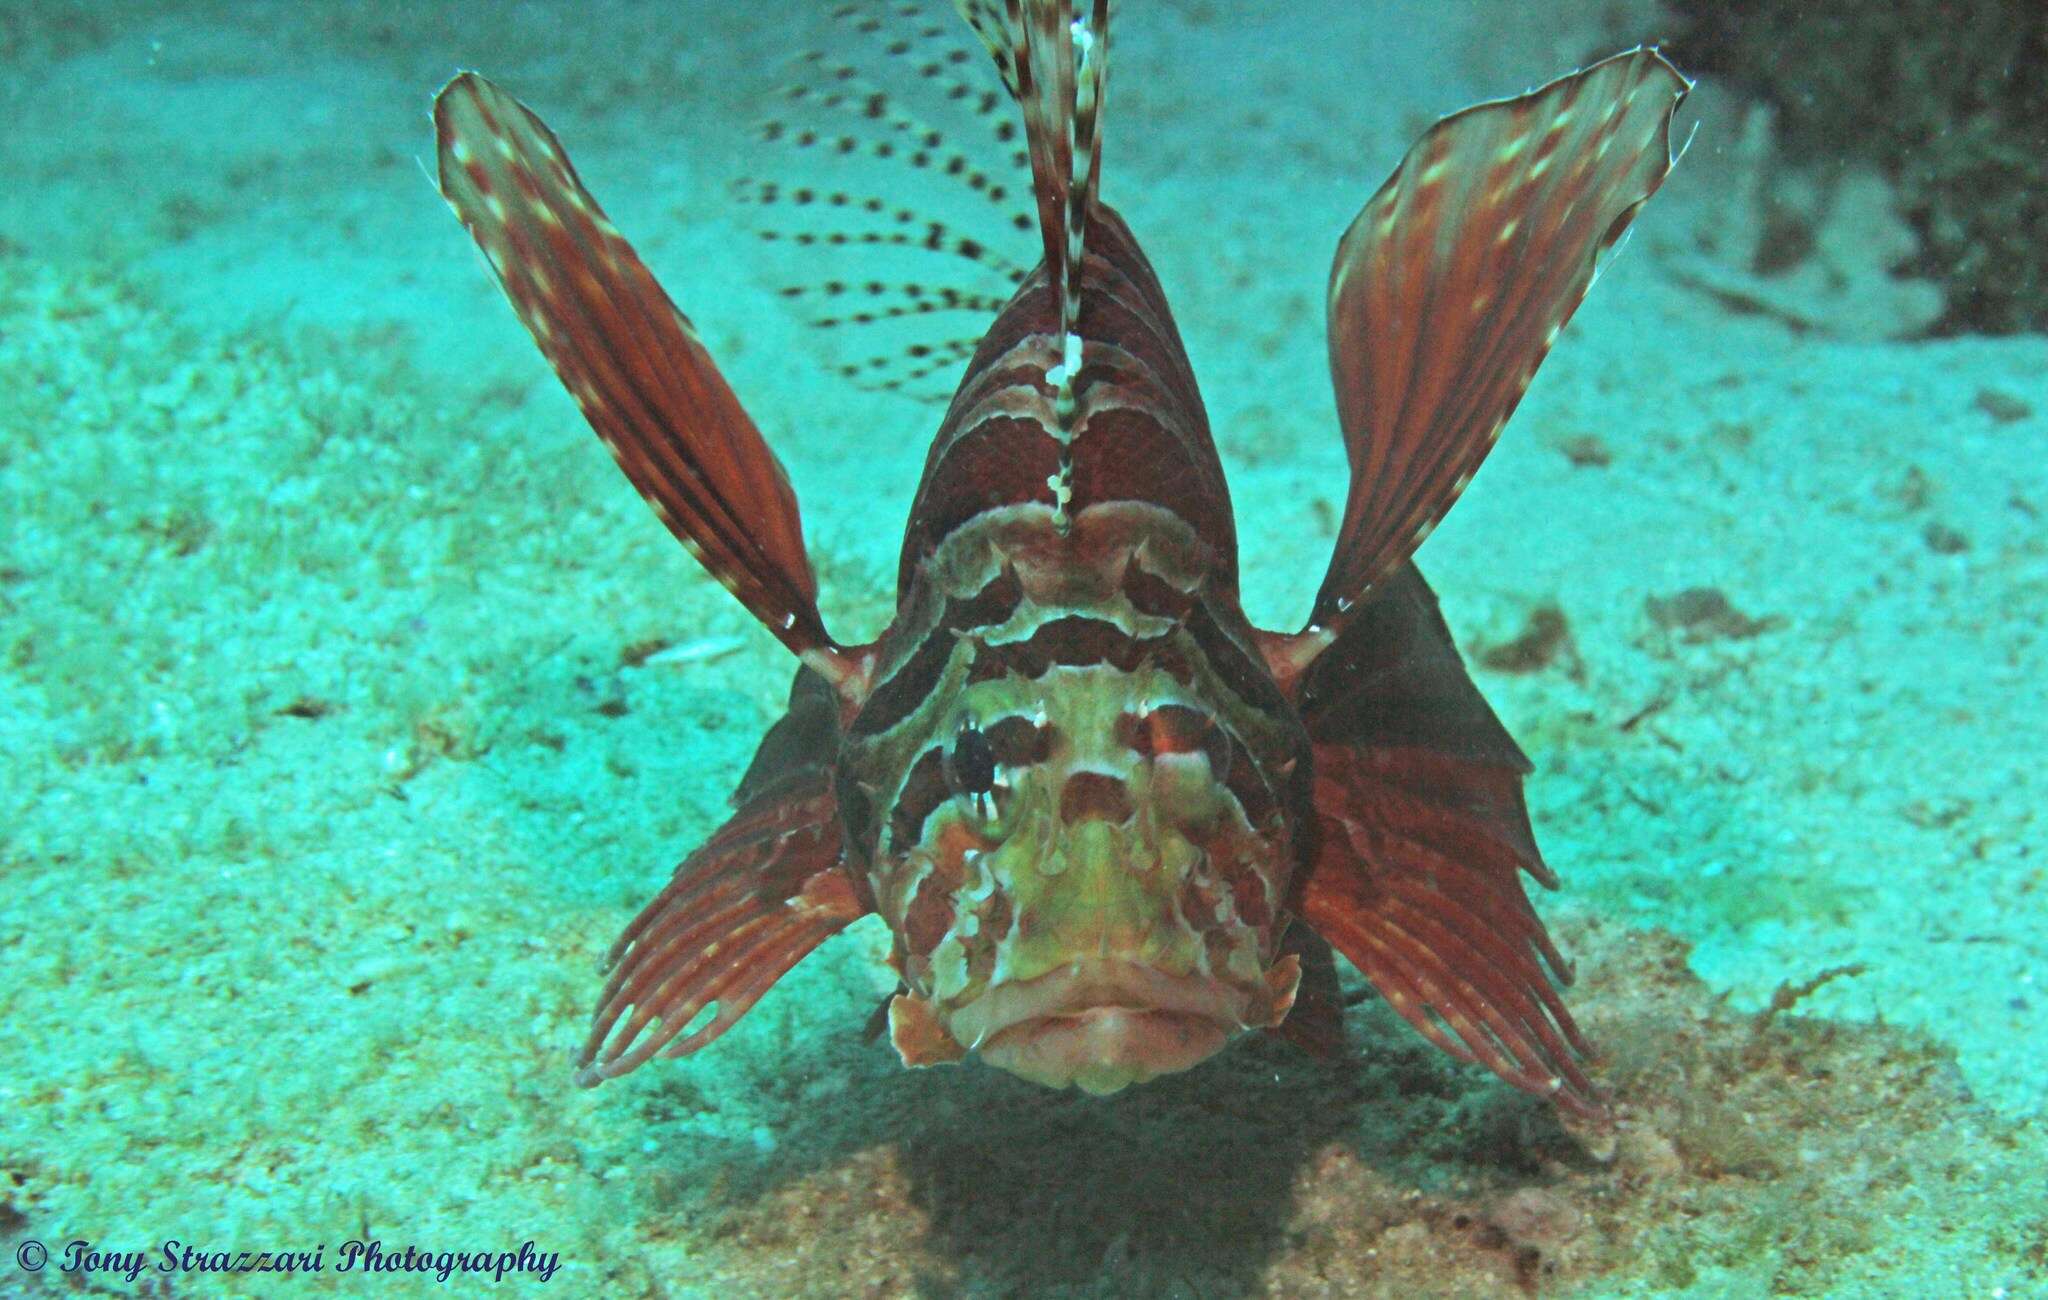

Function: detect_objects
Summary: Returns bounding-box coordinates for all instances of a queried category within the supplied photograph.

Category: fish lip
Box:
[947,959,1265,1053]
[979,1005,1234,1093]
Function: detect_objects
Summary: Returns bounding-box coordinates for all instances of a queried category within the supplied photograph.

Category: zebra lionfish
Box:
[435,3,1688,1113]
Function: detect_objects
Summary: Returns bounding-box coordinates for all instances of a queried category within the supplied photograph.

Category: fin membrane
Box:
[580,669,861,1085]
[435,73,834,661]
[1315,49,1689,627]
[576,765,863,1084]
[1296,564,1600,1116]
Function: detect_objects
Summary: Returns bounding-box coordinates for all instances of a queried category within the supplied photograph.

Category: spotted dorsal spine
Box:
[956,0,1111,530]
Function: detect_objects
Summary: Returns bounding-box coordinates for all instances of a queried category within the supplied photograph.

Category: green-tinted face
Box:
[853,658,1303,1095]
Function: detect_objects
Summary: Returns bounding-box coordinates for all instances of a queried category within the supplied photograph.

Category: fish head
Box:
[846,653,1305,1096]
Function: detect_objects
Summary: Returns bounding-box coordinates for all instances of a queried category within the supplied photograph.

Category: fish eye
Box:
[945,724,998,805]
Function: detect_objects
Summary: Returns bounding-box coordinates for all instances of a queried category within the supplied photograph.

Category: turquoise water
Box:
[3,2,2043,1295]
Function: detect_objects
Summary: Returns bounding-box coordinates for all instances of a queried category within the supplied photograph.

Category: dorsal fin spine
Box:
[1063,1,1108,356]
[958,0,1111,410]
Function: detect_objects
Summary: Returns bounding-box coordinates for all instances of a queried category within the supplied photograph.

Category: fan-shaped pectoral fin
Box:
[576,768,867,1085]
[1309,49,1689,639]
[436,72,859,692]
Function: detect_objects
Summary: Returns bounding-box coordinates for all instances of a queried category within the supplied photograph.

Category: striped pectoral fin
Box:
[1279,564,1602,1115]
[575,769,866,1085]
[434,73,842,672]
[1311,49,1690,629]
[1301,742,1602,1117]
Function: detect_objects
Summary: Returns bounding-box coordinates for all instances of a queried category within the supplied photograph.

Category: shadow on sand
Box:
[639,994,1576,1298]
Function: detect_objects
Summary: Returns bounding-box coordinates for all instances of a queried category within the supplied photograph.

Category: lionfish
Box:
[434,2,1687,1114]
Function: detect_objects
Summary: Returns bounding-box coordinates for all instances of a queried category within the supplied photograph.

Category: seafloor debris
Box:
[1555,433,1613,468]
[1477,604,1579,677]
[1973,387,2033,424]
[1645,586,1782,643]
[1666,0,2048,335]
[1650,97,1944,341]
[1882,464,1933,512]
[274,695,335,719]
[618,637,672,669]
[639,634,750,667]
[1922,522,1971,555]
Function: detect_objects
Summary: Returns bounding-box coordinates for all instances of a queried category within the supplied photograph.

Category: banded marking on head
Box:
[869,624,1288,863]
[881,670,1273,863]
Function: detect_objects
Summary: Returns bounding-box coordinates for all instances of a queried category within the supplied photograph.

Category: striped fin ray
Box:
[739,4,1040,401]
[1303,745,1598,1115]
[837,1,1033,163]
[777,280,1010,332]
[1065,0,1110,341]
[954,0,1023,99]
[434,73,841,670]
[956,0,1112,390]
[575,769,863,1084]
[1311,50,1689,631]
[1294,564,1601,1116]
[771,32,1028,218]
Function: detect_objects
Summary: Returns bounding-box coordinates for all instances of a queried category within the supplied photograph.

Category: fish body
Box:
[435,2,1689,1114]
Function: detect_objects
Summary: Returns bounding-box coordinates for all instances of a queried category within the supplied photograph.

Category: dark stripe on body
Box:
[854,565,1024,742]
[896,204,1237,595]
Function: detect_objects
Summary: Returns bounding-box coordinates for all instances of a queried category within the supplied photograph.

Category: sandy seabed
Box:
[3,2,2043,1296]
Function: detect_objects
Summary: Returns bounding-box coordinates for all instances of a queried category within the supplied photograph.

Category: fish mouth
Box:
[946,958,1299,1095]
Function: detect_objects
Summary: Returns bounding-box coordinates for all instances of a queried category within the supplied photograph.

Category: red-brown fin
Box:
[1287,564,1602,1117]
[731,665,845,808]
[1292,563,1538,791]
[1311,49,1689,631]
[575,769,865,1084]
[1302,744,1600,1116]
[434,72,841,670]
